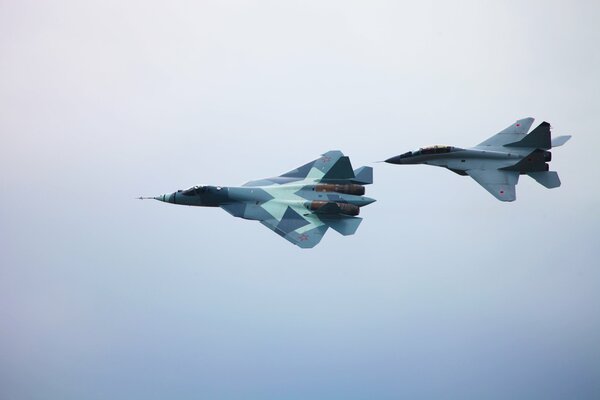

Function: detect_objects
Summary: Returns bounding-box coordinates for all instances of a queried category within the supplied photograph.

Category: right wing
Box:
[466,169,519,202]
[259,210,329,249]
[477,117,535,147]
[222,201,364,248]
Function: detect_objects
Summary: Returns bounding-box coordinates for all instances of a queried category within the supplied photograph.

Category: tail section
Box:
[501,149,549,172]
[527,171,561,189]
[321,155,355,182]
[505,121,551,149]
[318,156,373,185]
[504,122,568,189]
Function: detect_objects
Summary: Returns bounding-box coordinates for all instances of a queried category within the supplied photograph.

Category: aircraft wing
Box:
[477,117,535,147]
[259,206,329,248]
[243,150,356,187]
[222,201,364,248]
[466,169,519,202]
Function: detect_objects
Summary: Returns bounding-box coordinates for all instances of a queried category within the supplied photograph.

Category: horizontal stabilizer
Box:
[528,171,561,188]
[351,166,373,184]
[323,216,363,236]
[505,121,551,149]
[552,135,571,148]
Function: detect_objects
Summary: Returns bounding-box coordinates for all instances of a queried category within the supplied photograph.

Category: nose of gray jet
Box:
[384,155,404,164]
[154,193,175,203]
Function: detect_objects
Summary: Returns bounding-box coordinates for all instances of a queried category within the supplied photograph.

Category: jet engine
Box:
[308,201,360,216]
[314,184,365,196]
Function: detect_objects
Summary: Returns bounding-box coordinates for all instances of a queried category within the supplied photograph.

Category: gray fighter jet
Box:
[140,151,375,248]
[385,118,571,201]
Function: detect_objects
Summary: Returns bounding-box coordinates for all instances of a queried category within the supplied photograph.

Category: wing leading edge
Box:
[477,117,535,147]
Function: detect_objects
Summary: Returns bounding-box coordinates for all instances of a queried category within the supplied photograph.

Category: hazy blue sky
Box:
[1,1,599,399]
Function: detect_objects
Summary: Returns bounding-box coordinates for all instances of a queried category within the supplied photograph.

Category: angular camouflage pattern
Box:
[143,151,375,248]
[385,118,571,202]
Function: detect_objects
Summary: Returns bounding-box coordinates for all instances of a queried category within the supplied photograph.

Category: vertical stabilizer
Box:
[505,122,552,149]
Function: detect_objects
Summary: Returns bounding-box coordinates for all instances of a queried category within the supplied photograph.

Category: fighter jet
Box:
[140,151,375,248]
[385,118,571,201]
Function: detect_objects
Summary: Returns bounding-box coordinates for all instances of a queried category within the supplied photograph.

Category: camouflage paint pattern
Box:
[149,151,375,248]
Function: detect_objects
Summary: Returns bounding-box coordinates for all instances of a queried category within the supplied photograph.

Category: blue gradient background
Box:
[1,1,599,399]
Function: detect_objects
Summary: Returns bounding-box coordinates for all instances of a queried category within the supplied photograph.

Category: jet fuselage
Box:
[384,118,569,202]
[386,146,551,174]
[142,150,375,248]
[154,183,376,218]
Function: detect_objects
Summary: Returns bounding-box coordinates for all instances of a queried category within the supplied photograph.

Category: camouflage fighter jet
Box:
[384,118,571,202]
[140,151,375,248]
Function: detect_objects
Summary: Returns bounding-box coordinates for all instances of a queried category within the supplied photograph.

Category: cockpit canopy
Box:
[416,145,454,155]
[396,145,455,159]
[181,185,206,196]
[179,185,223,196]
[386,145,463,165]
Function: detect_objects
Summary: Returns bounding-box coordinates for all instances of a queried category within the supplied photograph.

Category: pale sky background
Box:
[1,1,599,399]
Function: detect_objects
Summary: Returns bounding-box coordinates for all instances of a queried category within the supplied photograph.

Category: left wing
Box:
[243,150,354,187]
[466,169,519,202]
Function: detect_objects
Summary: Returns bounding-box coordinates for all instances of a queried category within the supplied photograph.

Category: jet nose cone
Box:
[385,155,404,164]
[154,193,173,203]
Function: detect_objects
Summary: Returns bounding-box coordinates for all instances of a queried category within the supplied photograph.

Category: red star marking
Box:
[298,233,309,241]
[516,123,521,127]
[500,190,505,194]
[321,156,331,163]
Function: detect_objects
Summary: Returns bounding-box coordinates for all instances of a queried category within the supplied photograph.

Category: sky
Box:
[1,0,599,399]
